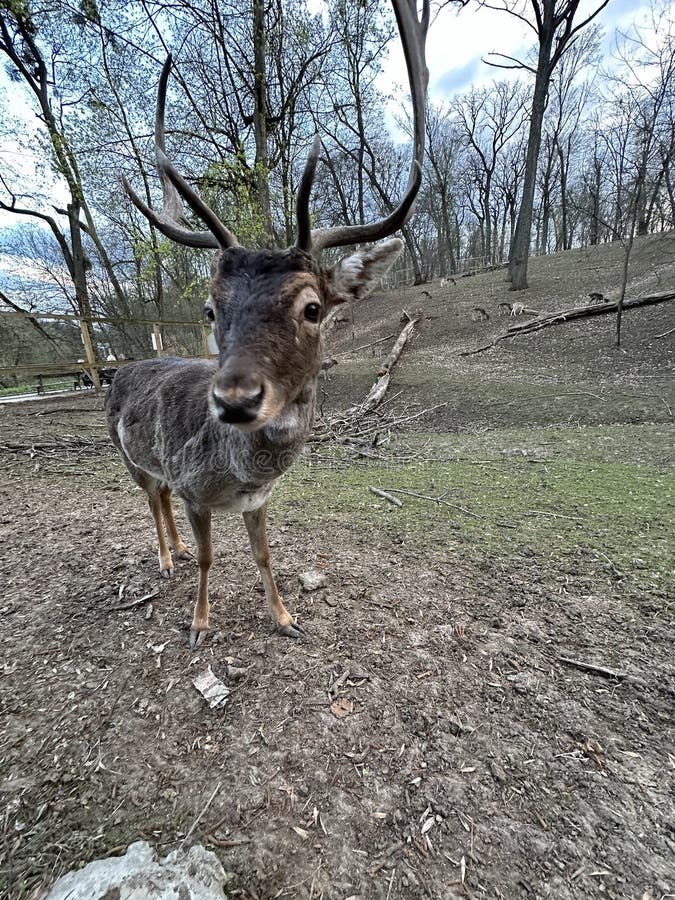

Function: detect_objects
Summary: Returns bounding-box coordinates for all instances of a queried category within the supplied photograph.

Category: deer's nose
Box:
[212,369,265,424]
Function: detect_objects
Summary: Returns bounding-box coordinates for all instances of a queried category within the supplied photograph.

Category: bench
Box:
[35,368,116,394]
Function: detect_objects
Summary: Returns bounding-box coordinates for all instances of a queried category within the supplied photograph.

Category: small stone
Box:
[490,761,507,783]
[299,571,327,592]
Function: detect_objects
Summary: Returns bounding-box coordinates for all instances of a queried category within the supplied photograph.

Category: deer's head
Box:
[123,0,429,432]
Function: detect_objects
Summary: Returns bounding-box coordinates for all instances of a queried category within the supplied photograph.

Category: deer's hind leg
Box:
[159,486,191,559]
[133,475,175,579]
[118,454,174,578]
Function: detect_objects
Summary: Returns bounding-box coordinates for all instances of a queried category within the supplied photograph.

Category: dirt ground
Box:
[1,237,674,899]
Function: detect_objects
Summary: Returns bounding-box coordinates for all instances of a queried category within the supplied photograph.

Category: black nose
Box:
[212,375,265,424]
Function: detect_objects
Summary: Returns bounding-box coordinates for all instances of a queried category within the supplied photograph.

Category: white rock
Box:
[299,570,327,592]
[44,840,230,900]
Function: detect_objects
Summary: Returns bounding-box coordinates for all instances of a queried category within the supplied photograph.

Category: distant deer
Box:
[510,302,539,317]
[106,0,429,647]
[471,306,490,322]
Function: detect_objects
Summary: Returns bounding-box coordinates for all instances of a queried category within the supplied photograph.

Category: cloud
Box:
[434,56,484,96]
[601,0,652,23]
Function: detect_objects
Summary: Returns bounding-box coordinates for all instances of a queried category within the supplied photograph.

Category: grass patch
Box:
[324,363,673,429]
[399,424,675,467]
[273,424,674,601]
[0,382,35,397]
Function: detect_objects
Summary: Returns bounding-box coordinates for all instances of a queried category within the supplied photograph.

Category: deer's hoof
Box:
[159,564,174,579]
[173,543,192,560]
[278,621,304,639]
[189,627,207,649]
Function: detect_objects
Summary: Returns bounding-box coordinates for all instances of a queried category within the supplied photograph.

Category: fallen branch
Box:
[377,487,482,519]
[369,487,403,507]
[461,291,675,356]
[360,314,420,413]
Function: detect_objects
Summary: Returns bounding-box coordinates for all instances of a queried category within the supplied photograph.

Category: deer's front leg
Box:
[243,503,304,639]
[185,505,213,648]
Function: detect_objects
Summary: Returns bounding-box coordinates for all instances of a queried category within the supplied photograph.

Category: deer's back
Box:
[106,357,218,495]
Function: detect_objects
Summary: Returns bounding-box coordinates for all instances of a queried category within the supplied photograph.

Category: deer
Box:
[105,0,429,648]
[470,306,490,322]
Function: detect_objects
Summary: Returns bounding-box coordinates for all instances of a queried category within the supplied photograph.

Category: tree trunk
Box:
[509,41,552,290]
[402,223,424,284]
[557,138,570,249]
[252,0,273,244]
[589,156,601,245]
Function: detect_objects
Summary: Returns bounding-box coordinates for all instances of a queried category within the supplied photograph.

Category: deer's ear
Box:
[325,238,404,306]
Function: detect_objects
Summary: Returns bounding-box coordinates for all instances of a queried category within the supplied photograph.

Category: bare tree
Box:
[478,0,609,289]
[424,103,463,274]
[457,81,528,264]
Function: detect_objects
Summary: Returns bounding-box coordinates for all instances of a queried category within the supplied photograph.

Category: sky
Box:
[389,0,657,101]
[0,0,661,236]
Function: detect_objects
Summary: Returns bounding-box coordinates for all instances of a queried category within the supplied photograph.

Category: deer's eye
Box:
[204,306,215,322]
[304,302,321,323]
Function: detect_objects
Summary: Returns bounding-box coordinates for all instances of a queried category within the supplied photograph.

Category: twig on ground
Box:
[108,588,159,612]
[369,487,403,507]
[557,656,647,687]
[524,510,582,521]
[335,333,397,357]
[378,487,483,519]
[369,841,405,876]
[205,835,251,848]
[182,782,222,846]
[328,669,351,700]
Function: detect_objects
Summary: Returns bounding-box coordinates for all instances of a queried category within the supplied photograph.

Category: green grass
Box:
[327,364,674,429]
[272,424,674,600]
[400,424,675,467]
[0,382,35,397]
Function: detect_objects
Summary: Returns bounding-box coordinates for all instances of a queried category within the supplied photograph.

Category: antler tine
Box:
[123,56,238,250]
[295,134,321,252]
[309,0,429,255]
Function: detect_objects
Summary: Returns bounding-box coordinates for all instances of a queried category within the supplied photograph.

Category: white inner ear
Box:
[331,238,404,303]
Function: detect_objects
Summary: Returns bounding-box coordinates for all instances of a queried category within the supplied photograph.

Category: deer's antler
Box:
[295,0,429,255]
[123,56,239,250]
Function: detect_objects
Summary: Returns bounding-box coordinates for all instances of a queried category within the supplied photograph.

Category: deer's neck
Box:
[202,383,316,490]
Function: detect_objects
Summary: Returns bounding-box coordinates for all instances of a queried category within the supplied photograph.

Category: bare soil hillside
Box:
[324,232,674,429]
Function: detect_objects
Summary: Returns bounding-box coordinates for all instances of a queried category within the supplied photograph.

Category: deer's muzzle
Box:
[212,366,265,427]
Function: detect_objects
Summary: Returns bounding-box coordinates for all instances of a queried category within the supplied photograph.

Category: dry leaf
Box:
[292,826,309,839]
[330,698,354,718]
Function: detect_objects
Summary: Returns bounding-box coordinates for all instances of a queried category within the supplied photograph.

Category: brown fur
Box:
[106,240,403,645]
